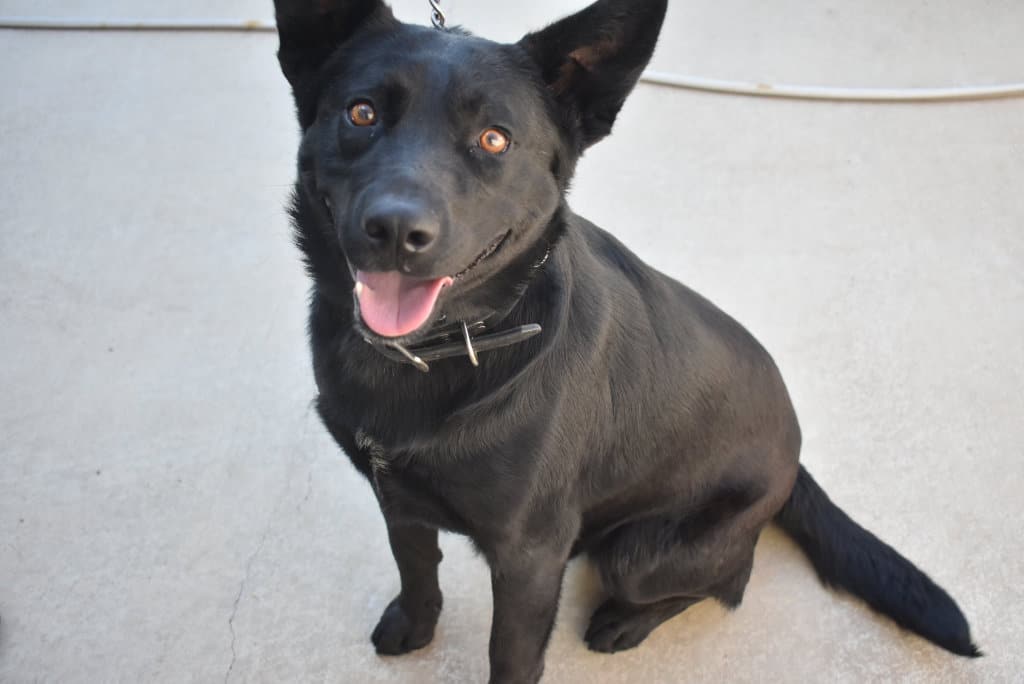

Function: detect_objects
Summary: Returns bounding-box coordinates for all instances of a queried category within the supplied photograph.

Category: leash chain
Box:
[428,0,446,29]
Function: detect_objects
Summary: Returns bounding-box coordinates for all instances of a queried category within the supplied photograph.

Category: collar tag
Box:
[462,321,480,367]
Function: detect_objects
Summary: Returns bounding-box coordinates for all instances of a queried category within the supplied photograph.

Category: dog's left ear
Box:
[518,0,667,151]
[275,0,397,126]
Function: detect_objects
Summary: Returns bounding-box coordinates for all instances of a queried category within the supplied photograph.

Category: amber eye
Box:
[349,102,377,126]
[479,128,510,154]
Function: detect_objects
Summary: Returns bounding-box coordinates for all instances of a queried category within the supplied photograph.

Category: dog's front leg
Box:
[371,522,443,655]
[487,541,571,684]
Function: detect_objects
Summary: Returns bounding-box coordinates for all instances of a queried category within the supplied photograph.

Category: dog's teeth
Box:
[354,282,364,296]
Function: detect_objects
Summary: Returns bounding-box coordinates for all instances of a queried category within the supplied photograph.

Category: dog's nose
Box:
[362,197,440,256]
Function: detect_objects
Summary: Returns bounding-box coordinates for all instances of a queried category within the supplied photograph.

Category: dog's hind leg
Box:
[584,595,703,652]
[585,485,777,653]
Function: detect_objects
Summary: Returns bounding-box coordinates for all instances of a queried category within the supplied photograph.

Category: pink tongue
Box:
[356,271,453,338]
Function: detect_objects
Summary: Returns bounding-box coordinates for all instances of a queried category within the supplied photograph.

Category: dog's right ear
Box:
[274,0,396,126]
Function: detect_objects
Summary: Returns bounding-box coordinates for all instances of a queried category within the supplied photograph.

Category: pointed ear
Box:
[274,0,396,123]
[518,0,667,151]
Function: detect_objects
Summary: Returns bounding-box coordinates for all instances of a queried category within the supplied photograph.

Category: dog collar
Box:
[368,321,542,373]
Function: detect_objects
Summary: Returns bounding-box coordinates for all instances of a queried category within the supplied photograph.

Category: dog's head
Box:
[276,0,667,342]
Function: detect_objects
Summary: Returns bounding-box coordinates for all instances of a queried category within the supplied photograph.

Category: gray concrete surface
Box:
[1,1,1022,682]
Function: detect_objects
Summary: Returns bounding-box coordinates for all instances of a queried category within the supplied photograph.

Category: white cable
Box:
[3,16,1024,103]
[641,70,1024,103]
[0,17,276,31]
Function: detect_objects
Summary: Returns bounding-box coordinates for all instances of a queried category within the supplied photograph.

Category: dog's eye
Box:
[348,101,377,127]
[479,128,510,155]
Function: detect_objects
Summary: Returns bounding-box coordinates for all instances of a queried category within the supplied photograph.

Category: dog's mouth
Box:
[354,231,509,339]
[453,230,509,280]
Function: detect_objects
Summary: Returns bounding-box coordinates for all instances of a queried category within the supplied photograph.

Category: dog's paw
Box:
[584,599,659,654]
[371,595,441,655]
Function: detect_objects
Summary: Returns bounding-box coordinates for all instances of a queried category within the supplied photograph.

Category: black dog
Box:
[273,1,979,681]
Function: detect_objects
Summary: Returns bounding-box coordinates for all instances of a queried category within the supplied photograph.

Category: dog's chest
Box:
[355,429,475,535]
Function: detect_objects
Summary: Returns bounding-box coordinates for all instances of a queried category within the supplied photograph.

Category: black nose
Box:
[362,197,440,256]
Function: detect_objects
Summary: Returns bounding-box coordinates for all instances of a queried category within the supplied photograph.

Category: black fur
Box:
[272,1,979,681]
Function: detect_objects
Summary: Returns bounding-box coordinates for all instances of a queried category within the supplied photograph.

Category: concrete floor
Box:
[1,1,1022,682]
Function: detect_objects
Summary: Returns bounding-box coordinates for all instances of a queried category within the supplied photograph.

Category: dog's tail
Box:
[774,465,980,657]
